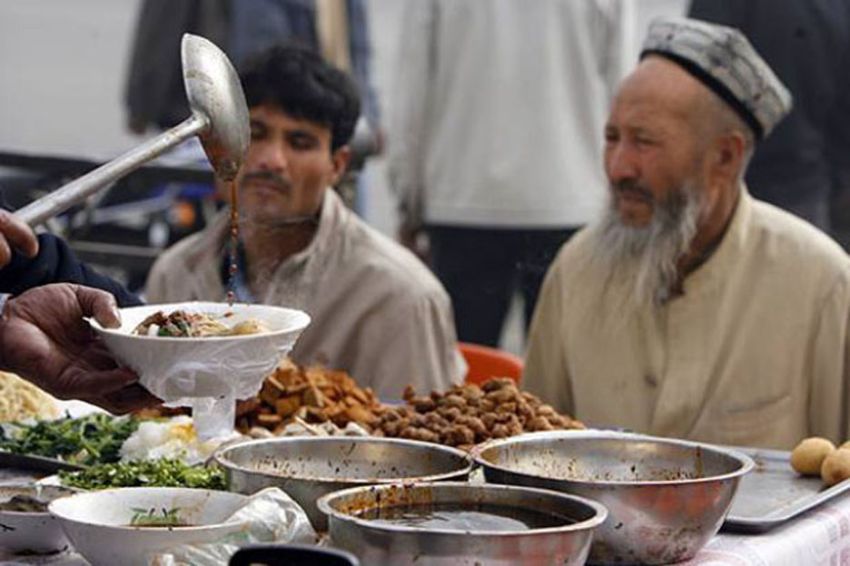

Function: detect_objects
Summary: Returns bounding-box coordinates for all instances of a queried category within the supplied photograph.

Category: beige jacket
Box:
[146,190,464,399]
[524,190,850,449]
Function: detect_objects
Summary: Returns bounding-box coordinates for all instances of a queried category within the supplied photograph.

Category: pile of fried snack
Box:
[142,360,583,450]
[374,379,584,450]
[235,359,383,434]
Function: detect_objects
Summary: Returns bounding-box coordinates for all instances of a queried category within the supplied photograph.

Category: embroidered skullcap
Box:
[641,17,792,140]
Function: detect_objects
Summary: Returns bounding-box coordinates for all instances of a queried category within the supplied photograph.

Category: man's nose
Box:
[605,143,639,184]
[255,141,289,172]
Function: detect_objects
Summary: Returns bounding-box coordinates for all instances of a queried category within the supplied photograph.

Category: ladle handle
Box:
[15,113,209,226]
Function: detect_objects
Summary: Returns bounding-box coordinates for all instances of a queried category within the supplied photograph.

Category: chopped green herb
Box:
[59,458,226,490]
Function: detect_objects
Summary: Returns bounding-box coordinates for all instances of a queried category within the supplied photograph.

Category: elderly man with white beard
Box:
[523,17,850,450]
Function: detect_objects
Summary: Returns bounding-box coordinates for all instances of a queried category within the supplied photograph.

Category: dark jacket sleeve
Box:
[0,233,143,307]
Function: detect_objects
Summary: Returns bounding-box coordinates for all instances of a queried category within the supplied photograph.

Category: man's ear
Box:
[709,131,747,187]
[330,145,352,185]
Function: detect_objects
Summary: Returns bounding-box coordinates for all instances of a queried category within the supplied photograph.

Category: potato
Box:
[821,448,850,487]
[790,437,836,475]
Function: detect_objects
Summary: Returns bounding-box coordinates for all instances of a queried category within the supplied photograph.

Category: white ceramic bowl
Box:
[93,302,310,399]
[93,302,310,437]
[49,487,250,566]
[0,484,77,553]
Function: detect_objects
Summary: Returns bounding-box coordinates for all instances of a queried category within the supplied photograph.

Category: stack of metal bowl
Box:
[318,481,607,565]
[474,430,753,565]
[213,436,474,530]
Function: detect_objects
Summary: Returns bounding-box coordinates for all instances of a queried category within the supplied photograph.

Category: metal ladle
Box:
[15,33,249,226]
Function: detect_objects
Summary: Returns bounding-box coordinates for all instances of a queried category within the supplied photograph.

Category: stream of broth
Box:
[226,179,239,306]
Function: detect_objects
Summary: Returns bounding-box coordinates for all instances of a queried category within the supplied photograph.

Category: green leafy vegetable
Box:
[130,506,186,527]
[0,414,139,466]
[59,458,226,490]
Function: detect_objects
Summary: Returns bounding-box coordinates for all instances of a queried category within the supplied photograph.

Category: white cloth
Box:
[388,0,635,228]
[524,190,850,449]
[145,190,465,400]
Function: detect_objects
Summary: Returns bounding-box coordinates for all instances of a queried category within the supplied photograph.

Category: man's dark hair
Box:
[239,43,361,151]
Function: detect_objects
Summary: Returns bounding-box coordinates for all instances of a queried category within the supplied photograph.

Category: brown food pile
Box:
[373,378,584,450]
[235,359,384,434]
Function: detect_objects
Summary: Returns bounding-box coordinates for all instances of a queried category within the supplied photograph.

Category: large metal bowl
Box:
[318,481,607,565]
[474,430,754,565]
[213,436,473,530]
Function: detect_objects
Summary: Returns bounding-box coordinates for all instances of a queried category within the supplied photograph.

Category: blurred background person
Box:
[689,0,850,238]
[228,0,381,145]
[388,0,635,348]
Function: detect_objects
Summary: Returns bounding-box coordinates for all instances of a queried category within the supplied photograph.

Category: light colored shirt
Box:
[524,190,850,449]
[145,190,465,400]
[388,0,635,228]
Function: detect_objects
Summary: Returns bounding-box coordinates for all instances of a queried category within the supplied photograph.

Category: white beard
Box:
[591,180,703,308]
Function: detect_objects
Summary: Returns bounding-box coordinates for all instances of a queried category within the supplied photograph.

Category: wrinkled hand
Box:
[0,209,38,268]
[0,284,161,414]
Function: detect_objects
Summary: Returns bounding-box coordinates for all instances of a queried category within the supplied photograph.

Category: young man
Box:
[524,17,850,449]
[146,45,464,399]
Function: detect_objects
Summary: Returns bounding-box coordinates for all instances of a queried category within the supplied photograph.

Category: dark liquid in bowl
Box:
[355,503,574,532]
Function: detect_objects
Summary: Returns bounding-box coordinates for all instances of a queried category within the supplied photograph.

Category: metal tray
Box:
[722,446,850,533]
[0,451,85,474]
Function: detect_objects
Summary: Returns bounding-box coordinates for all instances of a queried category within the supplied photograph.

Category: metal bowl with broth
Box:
[214,436,474,530]
[318,482,607,566]
[475,430,754,565]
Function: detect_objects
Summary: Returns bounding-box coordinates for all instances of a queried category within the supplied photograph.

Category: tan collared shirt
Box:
[145,190,464,399]
[524,190,850,449]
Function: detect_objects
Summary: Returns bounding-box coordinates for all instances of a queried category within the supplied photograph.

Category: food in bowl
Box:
[0,493,53,513]
[0,484,77,553]
[129,506,189,527]
[132,309,269,337]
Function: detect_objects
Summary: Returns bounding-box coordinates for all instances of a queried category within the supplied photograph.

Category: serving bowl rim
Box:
[473,429,755,487]
[214,436,475,484]
[47,486,250,532]
[316,480,609,537]
[0,484,79,516]
[90,301,311,343]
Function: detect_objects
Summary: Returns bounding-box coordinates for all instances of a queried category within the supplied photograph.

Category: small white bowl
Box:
[93,302,310,399]
[49,487,250,566]
[0,484,77,553]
